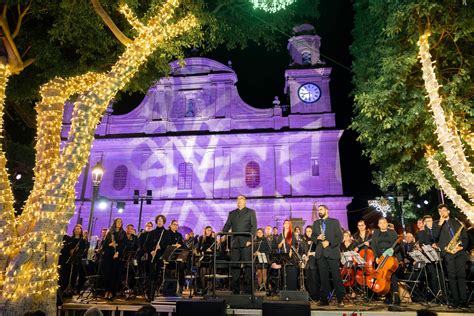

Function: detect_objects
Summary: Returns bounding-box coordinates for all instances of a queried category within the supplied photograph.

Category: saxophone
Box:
[445,222,465,254]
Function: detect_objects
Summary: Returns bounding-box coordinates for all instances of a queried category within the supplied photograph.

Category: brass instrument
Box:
[445,222,465,254]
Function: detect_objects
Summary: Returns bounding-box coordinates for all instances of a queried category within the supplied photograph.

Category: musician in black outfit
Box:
[254,228,271,291]
[276,219,299,291]
[311,205,345,307]
[417,215,441,297]
[197,226,215,292]
[59,224,88,297]
[371,217,401,305]
[144,214,168,301]
[164,219,186,290]
[102,218,126,300]
[340,230,355,252]
[222,194,257,294]
[352,220,372,252]
[435,204,469,308]
[300,225,320,301]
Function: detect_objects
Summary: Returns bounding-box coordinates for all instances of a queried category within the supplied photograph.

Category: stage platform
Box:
[58,293,473,316]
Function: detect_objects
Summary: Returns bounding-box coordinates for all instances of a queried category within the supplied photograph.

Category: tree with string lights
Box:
[0,0,319,314]
[351,0,473,220]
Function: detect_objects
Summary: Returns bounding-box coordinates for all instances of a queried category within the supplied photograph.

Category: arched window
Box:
[178,162,193,190]
[245,161,260,188]
[113,165,128,190]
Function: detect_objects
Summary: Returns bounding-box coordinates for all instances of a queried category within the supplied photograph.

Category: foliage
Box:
[7,0,319,103]
[351,0,474,194]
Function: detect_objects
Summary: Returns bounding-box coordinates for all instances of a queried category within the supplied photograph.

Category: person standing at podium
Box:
[222,194,257,294]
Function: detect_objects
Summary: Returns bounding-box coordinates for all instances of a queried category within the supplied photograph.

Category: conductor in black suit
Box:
[311,204,345,307]
[222,194,257,294]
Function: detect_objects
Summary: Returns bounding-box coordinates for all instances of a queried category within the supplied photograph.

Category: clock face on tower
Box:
[297,83,321,103]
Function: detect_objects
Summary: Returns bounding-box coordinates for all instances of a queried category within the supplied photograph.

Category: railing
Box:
[213,231,255,302]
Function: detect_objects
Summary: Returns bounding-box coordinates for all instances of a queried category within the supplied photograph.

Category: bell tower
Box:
[285,24,332,114]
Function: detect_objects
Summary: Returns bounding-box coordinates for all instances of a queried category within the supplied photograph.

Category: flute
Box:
[151,229,165,263]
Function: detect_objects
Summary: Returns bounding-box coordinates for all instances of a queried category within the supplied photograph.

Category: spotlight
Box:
[117,201,125,214]
[98,200,108,210]
[15,173,22,180]
[416,204,422,209]
[423,200,429,205]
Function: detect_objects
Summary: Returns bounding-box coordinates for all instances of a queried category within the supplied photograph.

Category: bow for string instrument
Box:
[366,235,403,295]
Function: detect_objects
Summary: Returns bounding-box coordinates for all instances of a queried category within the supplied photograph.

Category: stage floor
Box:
[59,293,473,316]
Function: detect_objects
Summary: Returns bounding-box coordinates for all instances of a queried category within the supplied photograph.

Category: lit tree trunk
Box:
[0,0,198,314]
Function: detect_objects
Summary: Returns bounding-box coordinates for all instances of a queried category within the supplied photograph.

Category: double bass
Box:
[365,236,403,295]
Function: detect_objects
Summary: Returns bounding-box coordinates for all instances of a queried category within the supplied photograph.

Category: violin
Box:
[365,236,403,295]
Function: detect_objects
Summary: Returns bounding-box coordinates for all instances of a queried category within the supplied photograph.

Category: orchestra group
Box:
[58,196,472,309]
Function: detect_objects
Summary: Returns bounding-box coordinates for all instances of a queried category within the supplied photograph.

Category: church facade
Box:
[65,26,352,236]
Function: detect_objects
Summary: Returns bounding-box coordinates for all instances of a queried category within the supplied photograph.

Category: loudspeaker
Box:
[161,279,178,297]
[279,290,309,301]
[262,301,310,316]
[176,299,226,316]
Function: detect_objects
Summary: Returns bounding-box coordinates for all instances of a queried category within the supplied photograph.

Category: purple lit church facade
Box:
[65,26,352,236]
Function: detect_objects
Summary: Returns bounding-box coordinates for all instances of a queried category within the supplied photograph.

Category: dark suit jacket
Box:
[418,226,440,246]
[222,207,257,248]
[310,217,343,260]
[436,218,468,257]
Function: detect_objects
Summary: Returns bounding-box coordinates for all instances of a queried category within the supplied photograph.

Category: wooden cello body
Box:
[365,254,398,295]
[366,236,402,295]
[355,248,375,286]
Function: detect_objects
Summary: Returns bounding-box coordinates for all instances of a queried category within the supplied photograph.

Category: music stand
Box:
[122,250,137,299]
[421,245,447,305]
[160,245,185,296]
[399,250,430,302]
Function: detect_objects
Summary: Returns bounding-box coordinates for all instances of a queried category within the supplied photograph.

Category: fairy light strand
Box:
[1,0,198,308]
[418,32,474,203]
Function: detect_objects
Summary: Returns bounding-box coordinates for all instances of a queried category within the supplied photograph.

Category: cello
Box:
[366,236,403,295]
[354,239,375,287]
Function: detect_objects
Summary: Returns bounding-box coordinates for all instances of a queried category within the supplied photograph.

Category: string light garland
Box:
[0,0,199,312]
[0,63,17,267]
[418,32,474,203]
[119,4,145,32]
[249,0,296,13]
[425,146,473,219]
[368,198,392,217]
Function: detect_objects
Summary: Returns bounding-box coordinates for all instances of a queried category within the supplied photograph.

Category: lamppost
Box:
[87,162,104,236]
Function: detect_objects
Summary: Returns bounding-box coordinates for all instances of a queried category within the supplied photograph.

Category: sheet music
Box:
[87,236,98,261]
[351,251,367,265]
[408,250,431,264]
[421,244,440,262]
